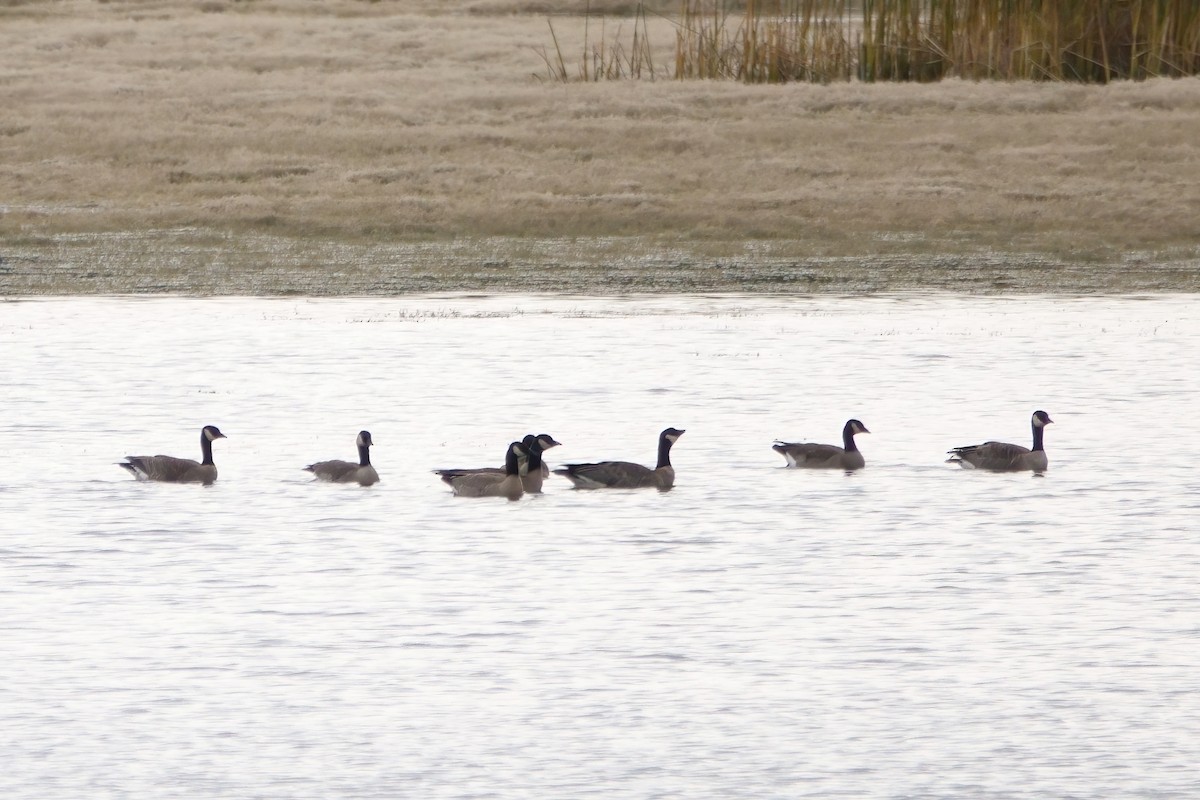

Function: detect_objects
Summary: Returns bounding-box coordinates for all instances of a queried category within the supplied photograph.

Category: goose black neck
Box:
[527,443,543,471]
[657,435,674,469]
[842,424,859,453]
[358,443,372,467]
[505,447,521,476]
[1032,423,1045,452]
[200,432,215,466]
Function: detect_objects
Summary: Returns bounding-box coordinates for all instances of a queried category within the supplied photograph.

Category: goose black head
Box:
[661,427,686,442]
[536,433,563,449]
[1032,411,1053,427]
[203,425,227,441]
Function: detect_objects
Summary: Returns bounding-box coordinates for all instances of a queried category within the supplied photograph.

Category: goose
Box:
[119,425,227,485]
[773,419,869,470]
[946,410,1053,472]
[304,430,379,486]
[433,433,561,493]
[436,441,528,500]
[554,427,685,490]
[520,433,561,493]
[529,433,562,481]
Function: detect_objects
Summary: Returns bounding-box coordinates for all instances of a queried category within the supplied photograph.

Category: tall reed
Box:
[556,0,1200,82]
[538,0,657,81]
[900,0,1200,82]
[676,0,857,82]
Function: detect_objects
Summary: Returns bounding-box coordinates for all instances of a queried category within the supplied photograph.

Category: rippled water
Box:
[3,294,1198,799]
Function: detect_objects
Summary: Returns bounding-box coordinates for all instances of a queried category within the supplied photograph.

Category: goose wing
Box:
[438,470,510,497]
[120,455,208,483]
[947,440,1031,471]
[554,461,656,489]
[772,441,844,467]
[433,467,504,480]
[305,459,361,482]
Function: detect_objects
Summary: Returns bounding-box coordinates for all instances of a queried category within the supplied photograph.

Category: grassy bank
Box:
[2,1,1199,294]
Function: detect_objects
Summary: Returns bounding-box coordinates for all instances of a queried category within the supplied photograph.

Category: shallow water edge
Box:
[3,232,1198,295]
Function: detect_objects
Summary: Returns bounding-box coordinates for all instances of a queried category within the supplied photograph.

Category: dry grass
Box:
[2,0,1199,293]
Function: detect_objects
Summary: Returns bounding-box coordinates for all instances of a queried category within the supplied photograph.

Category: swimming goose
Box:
[304,430,379,486]
[530,433,562,481]
[119,425,227,485]
[436,441,528,500]
[434,433,561,493]
[554,427,685,490]
[773,419,869,470]
[946,410,1053,472]
[519,433,561,493]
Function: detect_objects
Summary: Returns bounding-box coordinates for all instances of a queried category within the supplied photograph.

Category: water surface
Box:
[2,294,1198,799]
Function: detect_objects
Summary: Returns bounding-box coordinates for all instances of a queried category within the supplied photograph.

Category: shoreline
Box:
[3,230,1197,295]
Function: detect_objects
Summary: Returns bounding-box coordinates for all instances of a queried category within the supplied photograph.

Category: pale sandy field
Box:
[2,0,1199,293]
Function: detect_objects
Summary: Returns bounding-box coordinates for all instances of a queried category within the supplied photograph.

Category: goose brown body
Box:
[947,411,1053,472]
[119,425,226,485]
[305,430,379,486]
[554,428,685,490]
[773,419,869,470]
[436,441,528,500]
[434,434,560,494]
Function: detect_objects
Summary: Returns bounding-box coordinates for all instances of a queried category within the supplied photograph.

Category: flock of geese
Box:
[116,411,1054,498]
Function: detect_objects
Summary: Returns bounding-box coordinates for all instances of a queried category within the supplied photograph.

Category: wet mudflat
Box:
[4,233,1198,295]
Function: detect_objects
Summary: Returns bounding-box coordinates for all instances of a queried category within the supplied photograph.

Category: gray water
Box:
[2,294,1198,799]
